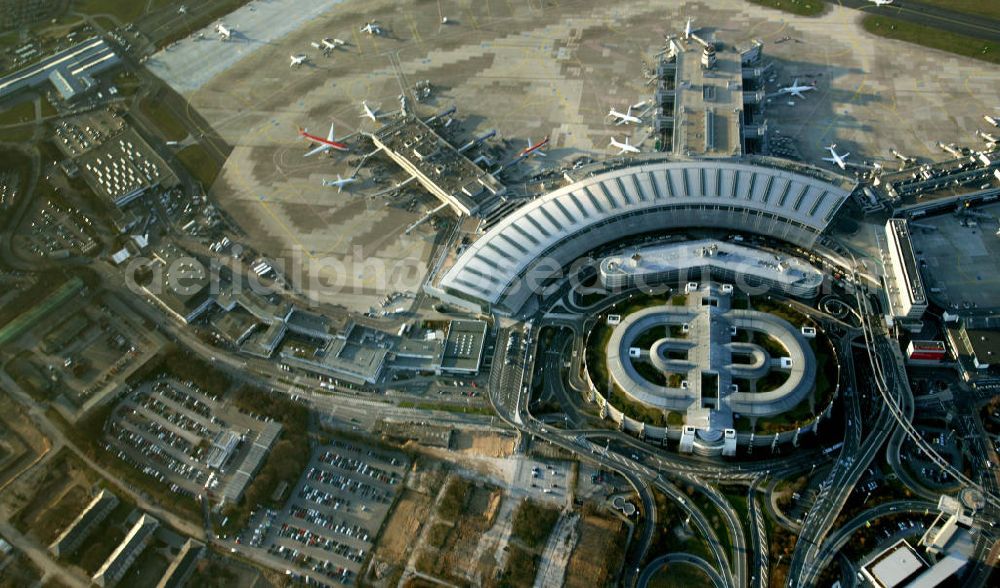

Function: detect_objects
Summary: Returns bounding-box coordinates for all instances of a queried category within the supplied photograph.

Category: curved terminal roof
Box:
[441,160,848,311]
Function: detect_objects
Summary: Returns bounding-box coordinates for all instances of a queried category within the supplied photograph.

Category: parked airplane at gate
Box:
[608,105,641,125]
[823,144,850,170]
[322,175,356,192]
[778,79,816,99]
[609,137,640,155]
[518,136,549,158]
[361,101,380,122]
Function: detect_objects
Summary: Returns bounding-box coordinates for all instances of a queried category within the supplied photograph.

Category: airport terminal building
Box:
[431,159,849,315]
[599,239,825,298]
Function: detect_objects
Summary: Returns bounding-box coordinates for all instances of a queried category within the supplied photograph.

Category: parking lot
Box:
[235,439,409,585]
[0,170,18,211]
[18,196,98,258]
[511,457,572,506]
[106,378,274,501]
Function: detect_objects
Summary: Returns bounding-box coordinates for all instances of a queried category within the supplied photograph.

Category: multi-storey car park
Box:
[602,283,817,456]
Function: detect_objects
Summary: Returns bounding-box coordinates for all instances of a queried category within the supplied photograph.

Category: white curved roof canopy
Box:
[441,160,849,312]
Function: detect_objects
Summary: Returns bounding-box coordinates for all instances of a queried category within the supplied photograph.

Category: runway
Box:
[839,0,1000,42]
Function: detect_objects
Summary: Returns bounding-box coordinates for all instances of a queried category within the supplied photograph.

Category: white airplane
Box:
[360,22,383,36]
[608,105,641,125]
[361,101,379,122]
[609,137,640,155]
[216,23,232,40]
[823,144,850,170]
[867,0,894,6]
[289,54,307,68]
[312,38,345,54]
[984,115,1000,128]
[321,38,345,51]
[684,17,698,40]
[299,124,350,157]
[779,78,816,99]
[322,175,356,193]
[977,130,999,144]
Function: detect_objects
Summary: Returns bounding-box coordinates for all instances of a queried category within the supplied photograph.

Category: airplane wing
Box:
[304,144,328,157]
[821,157,836,163]
[326,123,336,142]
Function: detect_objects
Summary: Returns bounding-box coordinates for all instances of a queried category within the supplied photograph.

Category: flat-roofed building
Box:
[860,540,928,588]
[285,308,340,341]
[92,514,159,587]
[0,37,120,101]
[906,340,947,363]
[946,313,1000,378]
[142,245,214,324]
[49,489,119,557]
[280,321,389,384]
[219,421,282,505]
[440,320,487,374]
[883,219,928,326]
[210,310,259,346]
[599,239,824,298]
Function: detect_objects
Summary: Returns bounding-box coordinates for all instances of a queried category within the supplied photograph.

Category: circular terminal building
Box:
[604,283,816,454]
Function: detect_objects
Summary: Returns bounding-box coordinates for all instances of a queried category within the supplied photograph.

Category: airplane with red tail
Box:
[298,124,349,157]
[518,135,549,158]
